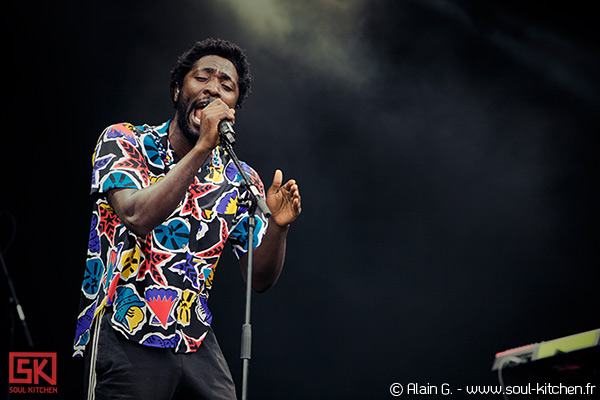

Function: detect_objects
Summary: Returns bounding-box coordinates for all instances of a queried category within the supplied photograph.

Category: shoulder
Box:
[99,123,141,145]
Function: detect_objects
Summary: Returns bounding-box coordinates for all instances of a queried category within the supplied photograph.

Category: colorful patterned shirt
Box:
[73,121,267,356]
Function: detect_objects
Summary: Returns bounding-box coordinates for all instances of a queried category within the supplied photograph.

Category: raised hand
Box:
[266,169,302,228]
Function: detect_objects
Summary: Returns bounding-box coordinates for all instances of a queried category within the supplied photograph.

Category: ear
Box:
[173,84,180,103]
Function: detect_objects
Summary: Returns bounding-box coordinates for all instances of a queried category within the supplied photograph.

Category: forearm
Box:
[240,169,302,292]
[108,146,211,236]
[241,223,289,293]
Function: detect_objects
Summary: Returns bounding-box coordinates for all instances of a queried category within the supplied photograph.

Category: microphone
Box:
[199,98,236,145]
[218,119,236,145]
[199,99,271,218]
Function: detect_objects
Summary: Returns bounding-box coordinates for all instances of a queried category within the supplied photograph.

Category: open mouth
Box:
[197,98,215,109]
[191,98,215,126]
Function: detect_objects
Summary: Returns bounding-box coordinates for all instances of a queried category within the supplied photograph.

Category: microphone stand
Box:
[219,126,270,400]
[1,243,34,350]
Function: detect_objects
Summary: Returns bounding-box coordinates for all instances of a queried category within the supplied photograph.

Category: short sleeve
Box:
[90,123,150,196]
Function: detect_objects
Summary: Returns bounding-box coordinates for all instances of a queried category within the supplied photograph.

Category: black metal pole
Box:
[1,249,34,348]
[219,136,271,400]
[240,210,256,400]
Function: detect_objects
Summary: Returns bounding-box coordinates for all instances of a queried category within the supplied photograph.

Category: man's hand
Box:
[194,98,236,152]
[266,169,302,228]
[241,169,301,292]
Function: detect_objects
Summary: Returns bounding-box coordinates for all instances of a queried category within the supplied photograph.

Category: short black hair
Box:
[170,38,252,109]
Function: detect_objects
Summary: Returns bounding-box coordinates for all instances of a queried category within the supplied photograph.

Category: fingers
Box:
[194,100,236,150]
[270,170,299,198]
[285,180,300,199]
[266,169,302,226]
[204,99,235,126]
[278,171,301,214]
[291,183,301,213]
[270,169,283,191]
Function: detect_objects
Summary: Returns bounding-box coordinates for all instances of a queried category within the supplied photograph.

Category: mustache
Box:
[193,98,216,110]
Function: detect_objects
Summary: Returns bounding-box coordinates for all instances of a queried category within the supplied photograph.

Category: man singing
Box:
[73,38,302,399]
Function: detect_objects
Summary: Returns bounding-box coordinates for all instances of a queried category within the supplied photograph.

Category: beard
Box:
[175,97,198,145]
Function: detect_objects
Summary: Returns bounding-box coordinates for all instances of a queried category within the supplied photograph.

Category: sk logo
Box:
[9,352,57,385]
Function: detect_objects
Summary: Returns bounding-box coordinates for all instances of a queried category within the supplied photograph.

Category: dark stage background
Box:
[2,1,598,399]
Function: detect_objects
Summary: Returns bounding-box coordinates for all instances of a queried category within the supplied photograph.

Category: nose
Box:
[203,78,220,97]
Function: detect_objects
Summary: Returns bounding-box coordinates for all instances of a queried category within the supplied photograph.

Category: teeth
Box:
[192,108,202,124]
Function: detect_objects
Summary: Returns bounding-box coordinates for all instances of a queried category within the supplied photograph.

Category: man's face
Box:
[174,55,240,143]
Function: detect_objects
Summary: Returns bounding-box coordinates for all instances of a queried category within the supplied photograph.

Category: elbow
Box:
[127,222,153,238]
[107,188,153,237]
[128,225,152,238]
[119,212,153,237]
[240,252,284,293]
[251,269,281,293]
[252,280,275,294]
